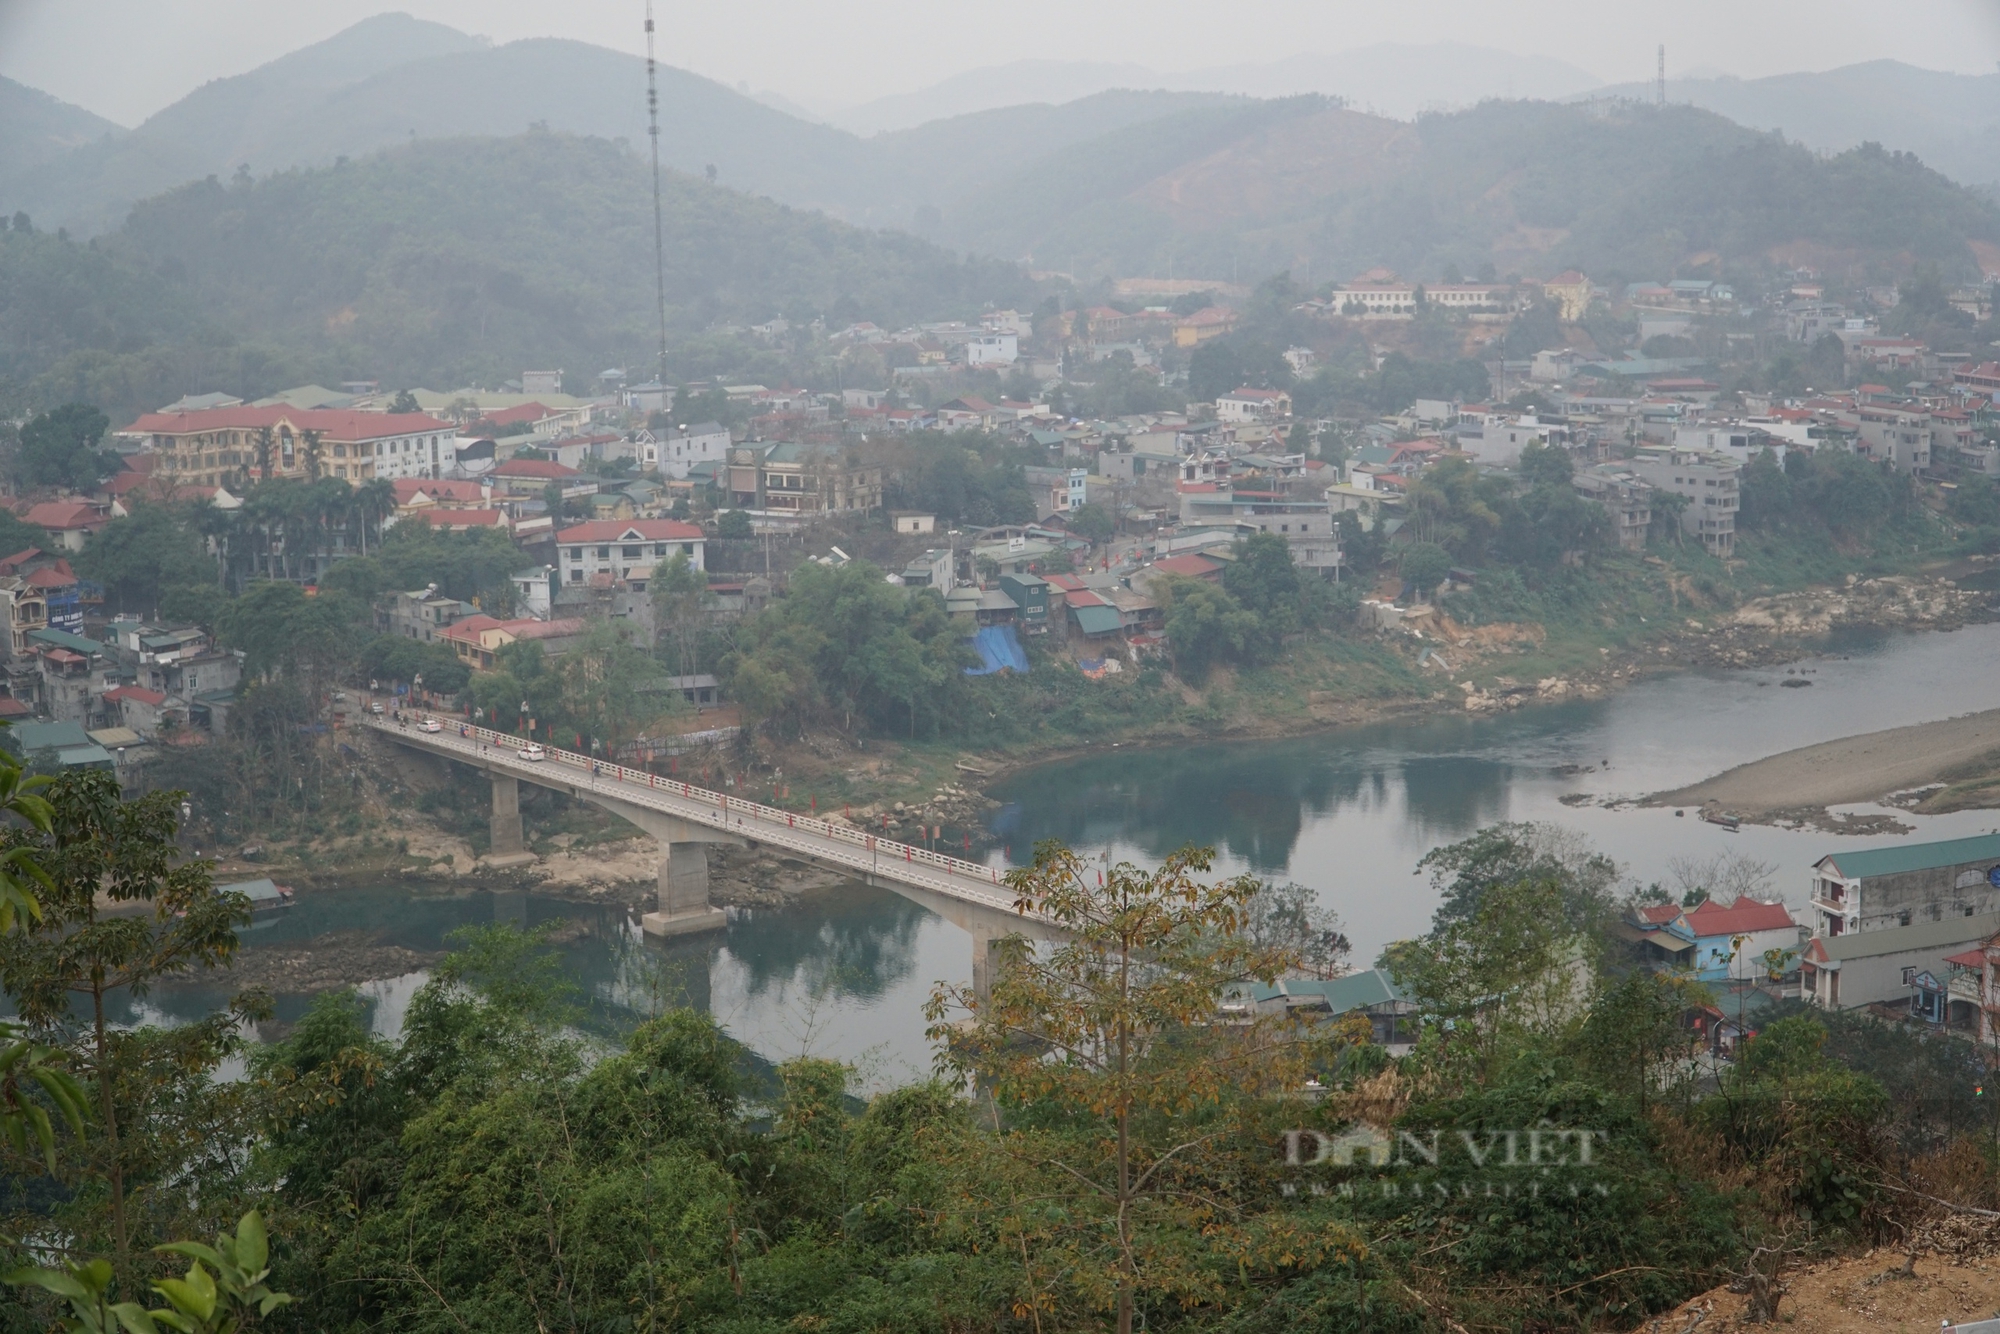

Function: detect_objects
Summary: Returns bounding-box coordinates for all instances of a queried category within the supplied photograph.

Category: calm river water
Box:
[131,621,2000,1088]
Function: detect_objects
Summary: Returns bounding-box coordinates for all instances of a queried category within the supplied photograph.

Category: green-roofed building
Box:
[1812,833,2000,938]
[1229,968,1419,1052]
[3,719,114,771]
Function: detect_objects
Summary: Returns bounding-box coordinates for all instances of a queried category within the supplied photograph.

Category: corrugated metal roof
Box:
[1814,911,2000,963]
[1819,833,2000,881]
[1072,604,1122,635]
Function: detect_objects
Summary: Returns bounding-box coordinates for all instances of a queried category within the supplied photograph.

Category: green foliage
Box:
[4,135,1029,419]
[1950,473,2000,527]
[714,508,753,539]
[74,504,215,614]
[1396,540,1452,598]
[1065,500,1115,543]
[1414,820,1621,931]
[726,560,968,738]
[882,430,1034,527]
[1159,576,1261,684]
[356,635,469,696]
[17,403,114,490]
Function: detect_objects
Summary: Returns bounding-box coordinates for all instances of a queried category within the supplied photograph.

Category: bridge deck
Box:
[366,712,1040,921]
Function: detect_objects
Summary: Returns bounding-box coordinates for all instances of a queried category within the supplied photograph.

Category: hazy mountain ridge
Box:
[0,133,1031,421]
[1586,59,2000,190]
[827,43,1607,133]
[961,97,2000,285]
[0,75,122,182]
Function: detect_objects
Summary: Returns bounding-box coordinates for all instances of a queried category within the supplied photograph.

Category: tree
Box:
[1157,577,1258,683]
[1517,439,1573,490]
[388,389,421,414]
[1222,531,1303,645]
[650,551,709,679]
[1651,488,1690,546]
[1067,501,1115,544]
[1386,877,1595,1077]
[74,504,212,615]
[18,405,113,491]
[1951,473,2000,527]
[715,508,753,539]
[1397,540,1452,600]
[0,772,251,1275]
[298,429,324,482]
[1416,820,1622,931]
[1738,447,1794,529]
[350,477,396,555]
[927,843,1357,1334]
[251,426,274,484]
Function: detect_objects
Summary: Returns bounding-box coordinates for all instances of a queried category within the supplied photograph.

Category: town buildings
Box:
[116,406,459,484]
[1628,446,1741,557]
[555,519,706,590]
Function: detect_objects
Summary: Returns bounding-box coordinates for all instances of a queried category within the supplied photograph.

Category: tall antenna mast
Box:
[645,1,669,395]
[1657,45,1666,107]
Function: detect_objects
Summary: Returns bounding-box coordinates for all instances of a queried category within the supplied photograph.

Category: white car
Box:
[518,743,547,761]
[417,719,443,734]
[368,702,385,715]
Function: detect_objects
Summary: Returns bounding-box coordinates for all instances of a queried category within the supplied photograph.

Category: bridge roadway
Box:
[365,710,1053,994]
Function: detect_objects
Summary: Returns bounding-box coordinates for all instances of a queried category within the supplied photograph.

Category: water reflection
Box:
[41,621,2000,1091]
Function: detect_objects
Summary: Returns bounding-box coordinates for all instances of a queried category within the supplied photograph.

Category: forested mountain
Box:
[831,42,1606,134]
[0,15,1232,240]
[1588,60,2000,193]
[0,13,487,238]
[946,97,2000,286]
[0,134,1032,420]
[0,76,121,181]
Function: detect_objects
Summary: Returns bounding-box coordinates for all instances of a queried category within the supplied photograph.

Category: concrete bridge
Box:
[365,711,1055,998]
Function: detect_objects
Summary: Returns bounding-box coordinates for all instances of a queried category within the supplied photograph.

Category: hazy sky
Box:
[3,0,1998,126]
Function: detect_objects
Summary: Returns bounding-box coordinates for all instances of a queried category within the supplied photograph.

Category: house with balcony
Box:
[1810,832,2000,938]
[1572,465,1654,551]
[555,519,705,591]
[1629,446,1740,557]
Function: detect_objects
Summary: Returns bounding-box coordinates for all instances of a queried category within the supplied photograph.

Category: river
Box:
[128,621,2000,1088]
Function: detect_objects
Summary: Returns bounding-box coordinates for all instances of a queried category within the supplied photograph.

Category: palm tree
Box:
[352,477,395,555]
[253,425,275,483]
[300,429,324,482]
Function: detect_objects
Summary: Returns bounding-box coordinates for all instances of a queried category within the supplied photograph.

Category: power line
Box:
[645,1,669,393]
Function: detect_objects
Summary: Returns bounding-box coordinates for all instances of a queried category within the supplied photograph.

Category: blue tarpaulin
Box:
[965,625,1029,675]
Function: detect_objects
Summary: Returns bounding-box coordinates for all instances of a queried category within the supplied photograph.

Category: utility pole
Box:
[1657,45,1666,107]
[646,2,670,393]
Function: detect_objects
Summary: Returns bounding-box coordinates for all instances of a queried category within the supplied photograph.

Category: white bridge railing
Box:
[364,709,1038,919]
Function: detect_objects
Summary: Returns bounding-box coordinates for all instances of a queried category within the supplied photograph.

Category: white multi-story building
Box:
[1630,445,1740,557]
[964,333,1019,367]
[556,519,706,591]
[649,421,732,479]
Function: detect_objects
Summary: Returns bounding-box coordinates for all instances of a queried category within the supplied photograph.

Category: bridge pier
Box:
[644,841,728,938]
[971,927,999,1010]
[487,774,534,865]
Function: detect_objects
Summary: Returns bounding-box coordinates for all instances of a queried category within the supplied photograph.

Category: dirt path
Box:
[1651,708,2000,813]
[1646,1246,2000,1332]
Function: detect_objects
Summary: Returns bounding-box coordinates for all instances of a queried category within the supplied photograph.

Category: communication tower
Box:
[646,2,670,392]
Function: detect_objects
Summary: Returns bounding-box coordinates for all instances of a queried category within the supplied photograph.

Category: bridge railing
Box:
[371,709,1029,913]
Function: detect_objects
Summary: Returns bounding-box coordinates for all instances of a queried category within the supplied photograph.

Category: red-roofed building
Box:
[21,501,108,551]
[103,684,174,737]
[1684,896,1803,981]
[556,519,705,589]
[1150,553,1225,582]
[390,478,489,511]
[409,508,510,533]
[116,405,457,486]
[440,615,589,671]
[1956,361,2000,400]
